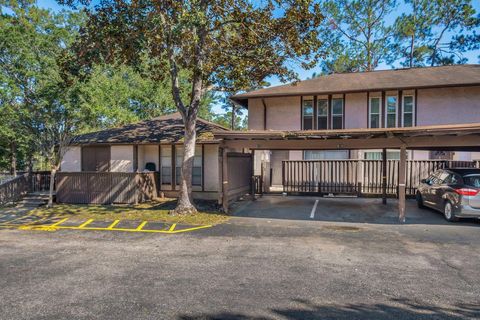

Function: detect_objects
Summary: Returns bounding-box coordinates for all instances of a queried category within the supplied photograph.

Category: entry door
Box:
[270,151,289,186]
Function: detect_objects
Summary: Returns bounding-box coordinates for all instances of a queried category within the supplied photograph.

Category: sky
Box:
[35,0,480,114]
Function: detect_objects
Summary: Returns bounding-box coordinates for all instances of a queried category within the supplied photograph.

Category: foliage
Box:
[60,0,324,213]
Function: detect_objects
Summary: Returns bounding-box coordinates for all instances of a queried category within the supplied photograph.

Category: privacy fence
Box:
[282,160,480,197]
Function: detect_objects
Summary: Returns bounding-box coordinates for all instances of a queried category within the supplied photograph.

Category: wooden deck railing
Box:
[283,159,480,196]
[56,172,159,204]
[0,174,29,205]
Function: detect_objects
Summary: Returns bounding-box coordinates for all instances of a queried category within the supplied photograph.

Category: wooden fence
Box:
[0,174,29,205]
[283,160,480,197]
[56,172,159,204]
[227,153,253,203]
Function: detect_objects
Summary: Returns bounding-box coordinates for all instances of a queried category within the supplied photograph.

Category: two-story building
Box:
[231,65,480,187]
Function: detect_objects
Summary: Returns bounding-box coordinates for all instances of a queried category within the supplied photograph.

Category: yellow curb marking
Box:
[136,221,148,231]
[50,218,69,227]
[78,219,94,228]
[107,220,120,229]
[169,223,177,232]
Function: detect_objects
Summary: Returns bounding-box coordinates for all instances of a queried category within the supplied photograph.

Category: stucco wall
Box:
[204,144,219,191]
[111,145,134,172]
[248,98,265,130]
[417,86,480,126]
[61,147,81,172]
[138,145,159,172]
[345,92,368,129]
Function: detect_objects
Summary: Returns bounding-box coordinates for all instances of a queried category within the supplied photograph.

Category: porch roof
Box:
[213,123,480,151]
[71,113,228,145]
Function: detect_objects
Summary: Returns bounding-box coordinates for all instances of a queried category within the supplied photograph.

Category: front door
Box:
[270,151,289,186]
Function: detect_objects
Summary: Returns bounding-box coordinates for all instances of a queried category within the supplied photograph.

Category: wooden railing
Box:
[56,172,159,204]
[283,159,480,197]
[0,174,29,205]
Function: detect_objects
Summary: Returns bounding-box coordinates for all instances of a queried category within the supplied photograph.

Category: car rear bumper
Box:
[458,205,480,218]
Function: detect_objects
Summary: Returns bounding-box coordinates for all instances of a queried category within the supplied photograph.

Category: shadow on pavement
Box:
[178,298,480,320]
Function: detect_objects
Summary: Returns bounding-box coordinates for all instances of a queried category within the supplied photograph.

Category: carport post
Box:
[222,147,229,213]
[398,145,407,223]
[382,148,387,205]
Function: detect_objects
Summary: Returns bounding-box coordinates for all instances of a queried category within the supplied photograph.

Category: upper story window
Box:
[402,95,415,127]
[385,95,398,128]
[317,99,328,129]
[331,98,344,129]
[369,97,381,128]
[302,99,314,130]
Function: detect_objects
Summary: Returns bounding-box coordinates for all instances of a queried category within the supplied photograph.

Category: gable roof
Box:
[71,112,229,145]
[231,64,480,106]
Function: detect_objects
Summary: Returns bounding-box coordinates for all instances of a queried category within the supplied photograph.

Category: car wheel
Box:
[443,201,458,222]
[416,192,426,209]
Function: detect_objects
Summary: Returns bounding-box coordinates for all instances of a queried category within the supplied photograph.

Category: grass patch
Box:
[29,199,229,225]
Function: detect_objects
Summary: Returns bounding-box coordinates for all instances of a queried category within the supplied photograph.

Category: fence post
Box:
[382,149,387,204]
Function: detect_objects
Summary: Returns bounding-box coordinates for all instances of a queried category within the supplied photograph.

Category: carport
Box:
[214,123,480,222]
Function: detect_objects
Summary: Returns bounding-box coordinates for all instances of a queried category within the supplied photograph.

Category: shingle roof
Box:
[71,113,229,145]
[231,65,480,106]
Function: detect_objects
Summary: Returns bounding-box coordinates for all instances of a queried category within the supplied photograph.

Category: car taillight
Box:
[454,188,479,196]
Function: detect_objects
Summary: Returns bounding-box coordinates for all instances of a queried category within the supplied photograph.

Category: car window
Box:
[463,175,480,188]
[443,174,459,185]
[436,171,450,184]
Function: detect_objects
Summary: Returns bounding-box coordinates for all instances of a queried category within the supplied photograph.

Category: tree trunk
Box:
[10,141,17,177]
[47,165,58,208]
[231,104,236,130]
[172,115,198,215]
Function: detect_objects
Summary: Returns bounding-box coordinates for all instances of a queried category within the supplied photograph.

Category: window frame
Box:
[385,95,398,128]
[302,99,314,130]
[160,145,172,185]
[331,98,344,129]
[368,96,382,128]
[175,145,203,186]
[402,95,415,127]
[316,98,329,130]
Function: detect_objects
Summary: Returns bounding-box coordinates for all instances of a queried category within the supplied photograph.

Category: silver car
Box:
[416,168,480,222]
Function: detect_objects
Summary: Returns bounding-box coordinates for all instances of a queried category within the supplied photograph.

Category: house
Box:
[230,64,480,188]
[58,113,252,204]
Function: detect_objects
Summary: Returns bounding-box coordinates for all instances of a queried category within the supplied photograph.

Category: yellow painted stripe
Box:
[50,218,68,227]
[23,224,213,234]
[136,221,148,231]
[107,220,120,229]
[78,219,94,228]
[168,223,177,232]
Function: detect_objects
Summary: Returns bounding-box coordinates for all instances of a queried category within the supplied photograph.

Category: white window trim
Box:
[368,96,382,128]
[330,98,344,129]
[316,98,329,130]
[302,99,314,130]
[385,94,398,128]
[401,95,415,127]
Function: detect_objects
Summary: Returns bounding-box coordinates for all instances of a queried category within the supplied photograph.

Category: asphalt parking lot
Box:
[0,198,479,319]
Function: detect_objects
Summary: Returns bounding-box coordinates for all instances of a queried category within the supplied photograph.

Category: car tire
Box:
[416,192,426,209]
[443,201,458,222]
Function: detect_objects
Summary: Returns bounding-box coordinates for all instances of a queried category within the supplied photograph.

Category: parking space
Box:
[0,210,212,234]
[232,195,480,225]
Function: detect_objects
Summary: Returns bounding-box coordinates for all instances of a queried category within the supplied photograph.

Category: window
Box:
[364,150,401,160]
[304,150,349,160]
[82,146,110,172]
[369,97,381,128]
[386,95,398,128]
[403,95,414,127]
[331,98,344,129]
[302,99,313,130]
[317,99,328,129]
[160,145,172,184]
[175,145,202,186]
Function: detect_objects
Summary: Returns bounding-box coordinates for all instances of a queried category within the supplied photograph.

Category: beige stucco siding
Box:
[110,145,134,172]
[138,145,159,172]
[345,92,368,129]
[247,98,265,130]
[61,147,81,172]
[417,86,480,126]
[204,144,219,191]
